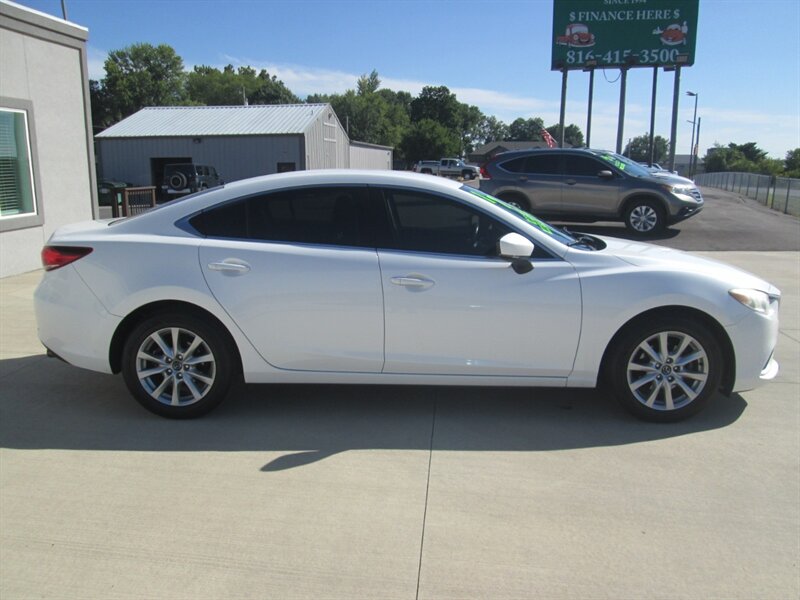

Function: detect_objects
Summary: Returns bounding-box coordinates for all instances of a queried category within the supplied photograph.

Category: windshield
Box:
[461,186,577,246]
[589,150,651,177]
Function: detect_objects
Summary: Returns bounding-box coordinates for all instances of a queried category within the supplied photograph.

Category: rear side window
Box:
[523,154,561,175]
[498,157,527,173]
[190,186,391,248]
[498,154,561,175]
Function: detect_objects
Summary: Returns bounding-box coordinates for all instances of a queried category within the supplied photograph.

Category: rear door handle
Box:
[208,260,251,274]
[390,276,435,289]
[565,178,577,185]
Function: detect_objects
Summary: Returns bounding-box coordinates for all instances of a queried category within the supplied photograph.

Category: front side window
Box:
[564,155,607,177]
[0,108,37,220]
[380,188,511,257]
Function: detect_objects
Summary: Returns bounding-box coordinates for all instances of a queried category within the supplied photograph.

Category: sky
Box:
[11,0,800,159]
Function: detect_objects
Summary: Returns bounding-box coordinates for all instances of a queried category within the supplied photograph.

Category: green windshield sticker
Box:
[599,154,626,171]
[466,188,554,234]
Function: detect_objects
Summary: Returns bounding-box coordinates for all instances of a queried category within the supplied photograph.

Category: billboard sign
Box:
[551,0,699,71]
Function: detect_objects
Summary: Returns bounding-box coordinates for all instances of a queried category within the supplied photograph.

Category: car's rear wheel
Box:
[121,313,234,418]
[608,316,722,422]
[625,198,665,234]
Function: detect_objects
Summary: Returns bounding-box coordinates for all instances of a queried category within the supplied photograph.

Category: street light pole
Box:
[686,91,698,178]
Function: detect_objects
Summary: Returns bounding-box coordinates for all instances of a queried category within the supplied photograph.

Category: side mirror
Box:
[498,233,534,274]
[598,170,614,179]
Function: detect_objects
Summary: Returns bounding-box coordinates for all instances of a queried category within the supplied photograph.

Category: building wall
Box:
[0,1,97,277]
[349,142,393,170]
[96,135,304,185]
[304,106,349,170]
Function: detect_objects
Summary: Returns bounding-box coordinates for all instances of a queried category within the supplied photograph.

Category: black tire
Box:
[608,316,722,422]
[462,170,474,180]
[168,172,188,190]
[121,312,234,418]
[624,198,665,234]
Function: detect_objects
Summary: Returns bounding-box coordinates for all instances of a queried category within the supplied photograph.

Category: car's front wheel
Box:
[121,313,234,418]
[624,198,665,234]
[608,316,722,422]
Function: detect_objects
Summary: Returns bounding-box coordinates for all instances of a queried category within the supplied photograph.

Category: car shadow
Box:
[0,355,747,471]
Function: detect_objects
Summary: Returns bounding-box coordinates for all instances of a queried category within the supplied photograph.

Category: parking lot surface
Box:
[1,188,798,599]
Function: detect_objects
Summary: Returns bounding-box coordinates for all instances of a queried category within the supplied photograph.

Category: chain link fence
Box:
[695,172,799,217]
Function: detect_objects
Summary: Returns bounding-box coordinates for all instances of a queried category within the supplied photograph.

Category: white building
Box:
[0,0,97,277]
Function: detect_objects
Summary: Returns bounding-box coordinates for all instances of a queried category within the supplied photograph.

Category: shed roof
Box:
[96,104,332,138]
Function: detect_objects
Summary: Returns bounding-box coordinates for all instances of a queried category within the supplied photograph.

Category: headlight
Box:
[661,184,695,196]
[729,289,771,314]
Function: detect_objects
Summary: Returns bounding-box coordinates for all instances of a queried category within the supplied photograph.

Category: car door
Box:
[499,153,563,213]
[375,187,582,378]
[195,186,385,373]
[561,154,621,216]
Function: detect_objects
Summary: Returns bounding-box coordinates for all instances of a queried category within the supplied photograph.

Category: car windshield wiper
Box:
[563,227,600,249]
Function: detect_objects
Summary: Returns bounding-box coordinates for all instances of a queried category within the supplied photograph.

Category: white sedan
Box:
[34,170,780,421]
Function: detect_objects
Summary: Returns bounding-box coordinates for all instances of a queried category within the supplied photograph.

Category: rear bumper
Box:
[34,266,119,374]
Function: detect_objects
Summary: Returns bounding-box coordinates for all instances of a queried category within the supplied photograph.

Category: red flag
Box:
[541,129,557,148]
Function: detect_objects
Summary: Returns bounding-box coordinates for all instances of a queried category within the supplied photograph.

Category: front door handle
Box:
[208,260,251,274]
[390,276,435,289]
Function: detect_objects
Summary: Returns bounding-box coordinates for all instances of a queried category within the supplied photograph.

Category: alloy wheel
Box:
[135,327,217,407]
[626,330,709,411]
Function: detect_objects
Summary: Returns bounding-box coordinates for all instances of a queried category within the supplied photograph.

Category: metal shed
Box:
[349,141,393,170]
[95,104,353,188]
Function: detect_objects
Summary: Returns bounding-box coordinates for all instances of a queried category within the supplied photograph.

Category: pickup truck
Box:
[413,158,480,180]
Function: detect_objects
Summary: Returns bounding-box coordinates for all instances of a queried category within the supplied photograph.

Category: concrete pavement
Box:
[1,250,798,599]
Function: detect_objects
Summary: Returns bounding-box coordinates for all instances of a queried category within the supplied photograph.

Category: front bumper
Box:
[725,302,780,393]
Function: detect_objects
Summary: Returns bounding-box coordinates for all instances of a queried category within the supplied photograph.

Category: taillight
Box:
[480,164,491,179]
[41,246,93,271]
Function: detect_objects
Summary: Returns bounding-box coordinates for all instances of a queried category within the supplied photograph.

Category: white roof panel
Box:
[96,104,330,138]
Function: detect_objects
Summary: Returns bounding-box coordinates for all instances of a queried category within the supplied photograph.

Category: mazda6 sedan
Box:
[34,170,780,421]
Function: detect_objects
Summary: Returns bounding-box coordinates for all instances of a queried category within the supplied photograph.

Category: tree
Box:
[99,43,188,125]
[326,88,410,151]
[623,133,670,163]
[399,119,461,163]
[702,142,779,175]
[476,116,509,145]
[356,70,381,96]
[506,117,545,141]
[785,148,800,177]
[410,86,462,130]
[546,124,585,148]
[187,65,299,106]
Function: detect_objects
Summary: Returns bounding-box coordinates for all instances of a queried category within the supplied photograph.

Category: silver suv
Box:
[479,148,703,234]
